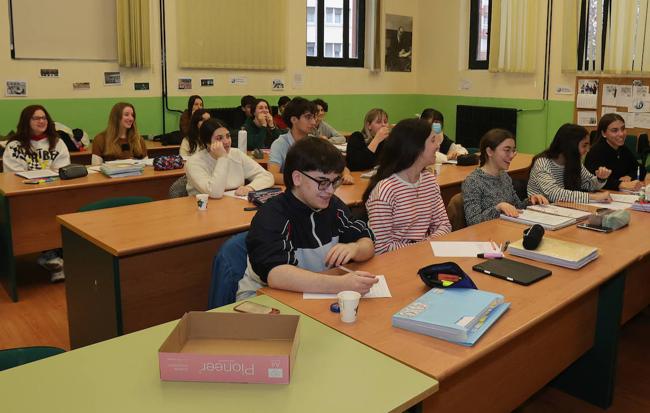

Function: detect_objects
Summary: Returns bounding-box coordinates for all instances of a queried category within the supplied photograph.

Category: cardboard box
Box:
[159,311,300,384]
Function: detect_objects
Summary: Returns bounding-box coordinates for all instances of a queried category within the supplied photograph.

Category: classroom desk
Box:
[0,167,184,301]
[58,195,256,349]
[261,218,637,412]
[68,140,181,165]
[0,295,438,413]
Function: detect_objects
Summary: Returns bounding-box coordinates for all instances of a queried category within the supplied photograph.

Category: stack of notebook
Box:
[507,237,598,269]
[527,204,592,220]
[392,288,510,346]
[100,163,145,178]
[631,202,650,212]
[500,209,576,230]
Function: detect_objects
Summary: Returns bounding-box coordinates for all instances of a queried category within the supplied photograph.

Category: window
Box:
[306,0,365,67]
[468,0,491,70]
[307,42,316,56]
[578,0,610,71]
[326,7,343,24]
[307,6,316,24]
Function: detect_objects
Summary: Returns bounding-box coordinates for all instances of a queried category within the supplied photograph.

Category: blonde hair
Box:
[362,108,388,144]
[102,102,146,157]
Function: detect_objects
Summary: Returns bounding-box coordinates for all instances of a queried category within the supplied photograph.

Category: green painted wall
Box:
[0,95,575,154]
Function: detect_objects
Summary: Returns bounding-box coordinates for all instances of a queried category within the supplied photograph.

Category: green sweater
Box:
[243,117,281,150]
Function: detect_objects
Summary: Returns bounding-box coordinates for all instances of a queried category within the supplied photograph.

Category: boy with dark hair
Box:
[237,137,377,300]
[273,96,291,130]
[240,95,256,118]
[312,98,346,144]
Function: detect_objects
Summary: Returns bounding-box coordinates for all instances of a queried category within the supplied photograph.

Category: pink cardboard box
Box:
[159,311,300,384]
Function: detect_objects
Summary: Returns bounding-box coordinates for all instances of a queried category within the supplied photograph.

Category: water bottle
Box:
[237,128,247,153]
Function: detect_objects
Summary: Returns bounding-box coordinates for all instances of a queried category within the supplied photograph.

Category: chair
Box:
[0,346,65,371]
[168,175,188,198]
[446,193,466,232]
[512,178,529,202]
[78,196,153,212]
[208,231,249,309]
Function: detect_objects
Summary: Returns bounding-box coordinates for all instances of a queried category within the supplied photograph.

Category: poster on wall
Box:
[576,110,597,126]
[200,79,214,87]
[72,82,91,90]
[134,82,150,91]
[576,79,598,109]
[385,14,412,72]
[272,79,285,91]
[5,80,27,97]
[40,69,59,78]
[103,72,122,86]
[178,78,192,89]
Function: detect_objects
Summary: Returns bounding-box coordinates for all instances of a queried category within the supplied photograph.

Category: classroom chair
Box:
[168,175,188,198]
[446,193,466,232]
[0,346,65,371]
[208,231,249,309]
[78,196,154,212]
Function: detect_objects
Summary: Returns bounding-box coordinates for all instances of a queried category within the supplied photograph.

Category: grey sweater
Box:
[461,168,528,226]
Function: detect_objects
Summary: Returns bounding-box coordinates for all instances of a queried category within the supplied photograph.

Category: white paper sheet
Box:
[602,84,618,106]
[616,86,633,107]
[302,275,391,299]
[577,111,598,126]
[610,193,641,204]
[634,113,650,129]
[430,241,501,257]
[583,201,631,210]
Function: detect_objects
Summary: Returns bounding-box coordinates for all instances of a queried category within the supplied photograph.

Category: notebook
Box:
[506,238,599,270]
[526,204,591,220]
[472,258,552,286]
[499,209,576,230]
[392,287,510,346]
[15,169,58,179]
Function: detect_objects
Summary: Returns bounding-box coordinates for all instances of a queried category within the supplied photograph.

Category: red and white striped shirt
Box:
[366,171,451,254]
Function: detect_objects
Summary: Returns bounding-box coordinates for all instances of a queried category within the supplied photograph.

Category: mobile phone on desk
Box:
[577,223,613,233]
[233,301,280,314]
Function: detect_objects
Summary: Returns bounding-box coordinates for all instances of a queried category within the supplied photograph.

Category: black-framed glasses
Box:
[298,171,342,191]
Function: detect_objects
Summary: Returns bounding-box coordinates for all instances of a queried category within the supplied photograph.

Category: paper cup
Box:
[337,291,361,323]
[196,194,209,210]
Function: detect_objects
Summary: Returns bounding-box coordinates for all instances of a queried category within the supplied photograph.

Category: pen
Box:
[502,241,510,252]
[337,265,375,278]
[477,252,503,259]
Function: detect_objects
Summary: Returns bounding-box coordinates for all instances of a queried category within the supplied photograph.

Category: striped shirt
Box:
[527,157,606,204]
[366,171,451,254]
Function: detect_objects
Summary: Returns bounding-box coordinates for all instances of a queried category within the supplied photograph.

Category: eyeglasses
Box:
[298,171,342,191]
[31,116,47,121]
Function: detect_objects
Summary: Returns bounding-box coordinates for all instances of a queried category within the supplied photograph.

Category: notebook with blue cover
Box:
[392,288,510,346]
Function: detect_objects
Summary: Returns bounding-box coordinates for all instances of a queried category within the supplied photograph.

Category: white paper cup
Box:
[434,163,442,175]
[196,194,209,210]
[337,291,361,323]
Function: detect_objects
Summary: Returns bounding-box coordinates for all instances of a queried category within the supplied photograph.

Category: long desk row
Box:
[0,295,438,413]
[261,211,650,412]
[54,155,533,348]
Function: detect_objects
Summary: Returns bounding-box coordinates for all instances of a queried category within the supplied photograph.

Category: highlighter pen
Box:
[477,252,503,259]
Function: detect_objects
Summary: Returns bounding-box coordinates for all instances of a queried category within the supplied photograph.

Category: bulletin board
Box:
[574,76,650,135]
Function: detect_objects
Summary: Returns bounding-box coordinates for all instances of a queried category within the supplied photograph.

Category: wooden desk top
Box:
[0,167,184,197]
[57,196,257,257]
[261,217,634,382]
[0,295,438,413]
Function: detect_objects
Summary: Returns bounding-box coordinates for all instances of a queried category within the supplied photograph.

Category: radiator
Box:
[455,105,518,149]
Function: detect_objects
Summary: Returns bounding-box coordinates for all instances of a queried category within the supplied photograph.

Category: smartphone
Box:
[233,301,280,315]
[577,223,613,233]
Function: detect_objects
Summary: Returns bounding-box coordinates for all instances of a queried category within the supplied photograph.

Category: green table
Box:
[0,295,437,413]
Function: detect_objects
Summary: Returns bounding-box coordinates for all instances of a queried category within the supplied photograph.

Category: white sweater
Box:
[185,148,274,198]
[2,138,70,172]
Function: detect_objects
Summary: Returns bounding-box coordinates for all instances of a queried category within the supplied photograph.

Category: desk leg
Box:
[63,227,121,349]
[0,195,18,301]
[552,270,625,408]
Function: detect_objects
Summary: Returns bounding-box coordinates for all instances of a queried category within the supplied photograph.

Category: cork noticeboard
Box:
[574,76,650,136]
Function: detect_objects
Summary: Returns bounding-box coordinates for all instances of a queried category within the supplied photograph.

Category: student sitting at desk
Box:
[92,102,148,164]
[462,129,548,226]
[420,108,468,162]
[243,98,281,150]
[584,113,646,191]
[273,95,290,130]
[364,118,451,254]
[269,97,354,185]
[178,95,203,138]
[180,108,210,158]
[311,98,346,144]
[186,118,273,198]
[527,123,612,203]
[237,137,376,300]
[346,108,390,171]
[3,104,70,282]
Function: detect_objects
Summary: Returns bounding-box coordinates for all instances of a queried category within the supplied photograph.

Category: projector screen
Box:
[10,0,117,61]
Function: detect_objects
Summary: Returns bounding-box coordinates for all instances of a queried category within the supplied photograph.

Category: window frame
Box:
[307,0,365,68]
[577,0,611,71]
[468,0,492,70]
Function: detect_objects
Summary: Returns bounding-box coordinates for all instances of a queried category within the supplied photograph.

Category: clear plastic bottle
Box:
[237,127,247,153]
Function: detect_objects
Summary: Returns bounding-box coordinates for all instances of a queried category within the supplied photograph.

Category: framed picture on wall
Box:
[5,80,27,97]
[104,72,122,86]
[385,14,413,72]
[40,69,59,78]
[178,78,192,90]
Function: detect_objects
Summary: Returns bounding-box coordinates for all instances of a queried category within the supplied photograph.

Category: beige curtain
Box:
[603,0,638,73]
[366,0,381,71]
[116,0,151,68]
[488,0,538,73]
[177,0,286,70]
[561,0,580,72]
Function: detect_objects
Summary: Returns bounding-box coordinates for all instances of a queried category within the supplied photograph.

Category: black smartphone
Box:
[577,223,613,233]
